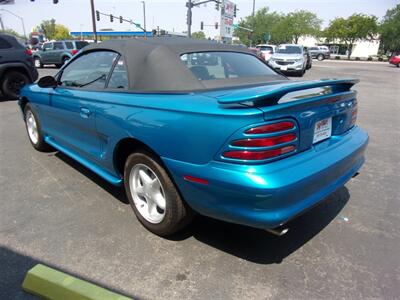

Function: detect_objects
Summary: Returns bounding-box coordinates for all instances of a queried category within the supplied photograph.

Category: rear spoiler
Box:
[216,78,359,104]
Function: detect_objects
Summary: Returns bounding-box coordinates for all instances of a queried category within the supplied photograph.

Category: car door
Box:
[41,42,53,64]
[45,51,119,161]
[51,41,65,64]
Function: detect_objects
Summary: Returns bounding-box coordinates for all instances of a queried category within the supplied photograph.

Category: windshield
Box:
[180,51,277,81]
[259,46,273,52]
[276,45,302,54]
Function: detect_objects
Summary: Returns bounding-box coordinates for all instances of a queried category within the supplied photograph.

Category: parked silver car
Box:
[308,46,331,61]
[268,44,308,76]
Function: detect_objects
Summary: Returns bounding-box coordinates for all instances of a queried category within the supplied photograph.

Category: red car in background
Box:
[389,52,400,67]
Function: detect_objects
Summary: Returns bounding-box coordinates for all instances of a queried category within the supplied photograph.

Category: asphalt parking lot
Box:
[1,60,399,299]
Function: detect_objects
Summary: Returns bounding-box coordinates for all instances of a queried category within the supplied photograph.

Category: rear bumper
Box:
[163,126,368,229]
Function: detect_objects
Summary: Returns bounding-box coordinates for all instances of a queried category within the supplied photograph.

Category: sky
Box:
[0,0,398,39]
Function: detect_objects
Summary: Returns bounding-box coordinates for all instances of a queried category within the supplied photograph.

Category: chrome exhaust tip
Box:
[265,227,289,236]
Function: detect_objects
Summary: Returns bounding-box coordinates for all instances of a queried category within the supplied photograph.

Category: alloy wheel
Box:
[129,163,166,224]
[26,110,39,144]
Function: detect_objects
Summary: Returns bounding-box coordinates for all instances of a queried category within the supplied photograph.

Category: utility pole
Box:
[250,0,255,47]
[0,8,27,42]
[90,0,98,42]
[141,1,146,38]
[187,0,192,38]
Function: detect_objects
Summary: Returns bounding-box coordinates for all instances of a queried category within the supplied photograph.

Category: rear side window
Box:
[0,37,12,49]
[107,57,128,89]
[53,42,64,50]
[181,52,276,81]
[43,43,53,50]
[60,51,118,89]
[75,41,89,49]
[65,42,74,49]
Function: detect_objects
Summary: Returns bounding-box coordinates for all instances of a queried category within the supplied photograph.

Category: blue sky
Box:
[1,0,398,38]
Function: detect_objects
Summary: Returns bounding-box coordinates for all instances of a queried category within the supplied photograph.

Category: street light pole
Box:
[187,0,192,38]
[0,8,27,42]
[250,0,255,47]
[89,0,98,43]
[141,1,146,37]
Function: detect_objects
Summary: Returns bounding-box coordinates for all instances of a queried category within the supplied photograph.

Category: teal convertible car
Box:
[19,38,368,236]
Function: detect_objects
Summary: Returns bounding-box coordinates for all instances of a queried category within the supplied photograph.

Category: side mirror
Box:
[38,76,58,88]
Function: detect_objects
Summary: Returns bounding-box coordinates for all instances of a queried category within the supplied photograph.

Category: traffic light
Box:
[53,0,58,3]
[110,14,114,22]
[119,16,123,23]
[234,5,237,17]
[215,22,218,29]
[200,21,204,30]
[215,2,219,11]
[96,10,100,21]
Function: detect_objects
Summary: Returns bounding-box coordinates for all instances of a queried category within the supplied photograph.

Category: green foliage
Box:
[2,28,25,39]
[380,4,400,52]
[36,19,71,40]
[192,31,206,40]
[324,14,378,58]
[234,7,321,46]
[53,24,71,40]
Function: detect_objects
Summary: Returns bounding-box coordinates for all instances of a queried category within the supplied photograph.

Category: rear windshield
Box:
[75,41,89,49]
[180,51,276,81]
[276,45,302,54]
[258,46,274,52]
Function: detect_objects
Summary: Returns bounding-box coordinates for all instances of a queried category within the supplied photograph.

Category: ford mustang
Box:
[19,38,368,236]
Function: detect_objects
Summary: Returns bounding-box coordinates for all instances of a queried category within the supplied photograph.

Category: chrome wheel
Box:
[26,110,39,144]
[129,164,166,224]
[34,58,41,68]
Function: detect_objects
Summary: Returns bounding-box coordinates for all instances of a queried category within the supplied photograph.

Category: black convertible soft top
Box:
[82,37,284,92]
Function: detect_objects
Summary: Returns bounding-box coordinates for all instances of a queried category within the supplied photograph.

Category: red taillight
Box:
[231,133,296,147]
[245,121,294,134]
[223,146,296,160]
[222,120,298,161]
[70,49,78,55]
[25,49,32,56]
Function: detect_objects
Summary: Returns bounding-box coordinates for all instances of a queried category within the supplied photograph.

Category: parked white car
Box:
[256,44,276,61]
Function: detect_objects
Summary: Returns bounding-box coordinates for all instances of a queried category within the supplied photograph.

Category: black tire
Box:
[397,63,400,68]
[317,54,324,61]
[33,56,43,68]
[0,71,29,99]
[124,151,193,236]
[23,103,52,151]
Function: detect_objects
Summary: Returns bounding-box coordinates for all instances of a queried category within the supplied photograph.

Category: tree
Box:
[1,28,25,40]
[234,7,321,46]
[192,31,206,40]
[36,19,56,40]
[284,10,322,44]
[53,24,71,40]
[36,19,71,40]
[325,14,378,59]
[234,7,285,46]
[380,4,400,52]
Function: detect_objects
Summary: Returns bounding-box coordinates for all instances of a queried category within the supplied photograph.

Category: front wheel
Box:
[34,57,43,68]
[317,54,324,61]
[124,152,193,236]
[24,103,52,151]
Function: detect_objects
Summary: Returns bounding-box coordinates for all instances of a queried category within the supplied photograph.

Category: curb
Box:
[22,264,132,300]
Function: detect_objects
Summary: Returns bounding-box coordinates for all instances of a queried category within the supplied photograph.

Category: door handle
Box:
[80,107,91,118]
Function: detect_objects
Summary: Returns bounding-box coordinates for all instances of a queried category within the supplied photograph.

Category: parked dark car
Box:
[33,40,89,68]
[308,46,331,61]
[0,33,38,99]
[20,38,368,237]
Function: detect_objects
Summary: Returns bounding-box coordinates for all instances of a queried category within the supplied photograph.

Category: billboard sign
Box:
[220,0,235,40]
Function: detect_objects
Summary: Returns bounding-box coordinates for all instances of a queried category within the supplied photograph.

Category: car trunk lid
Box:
[216,78,359,153]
